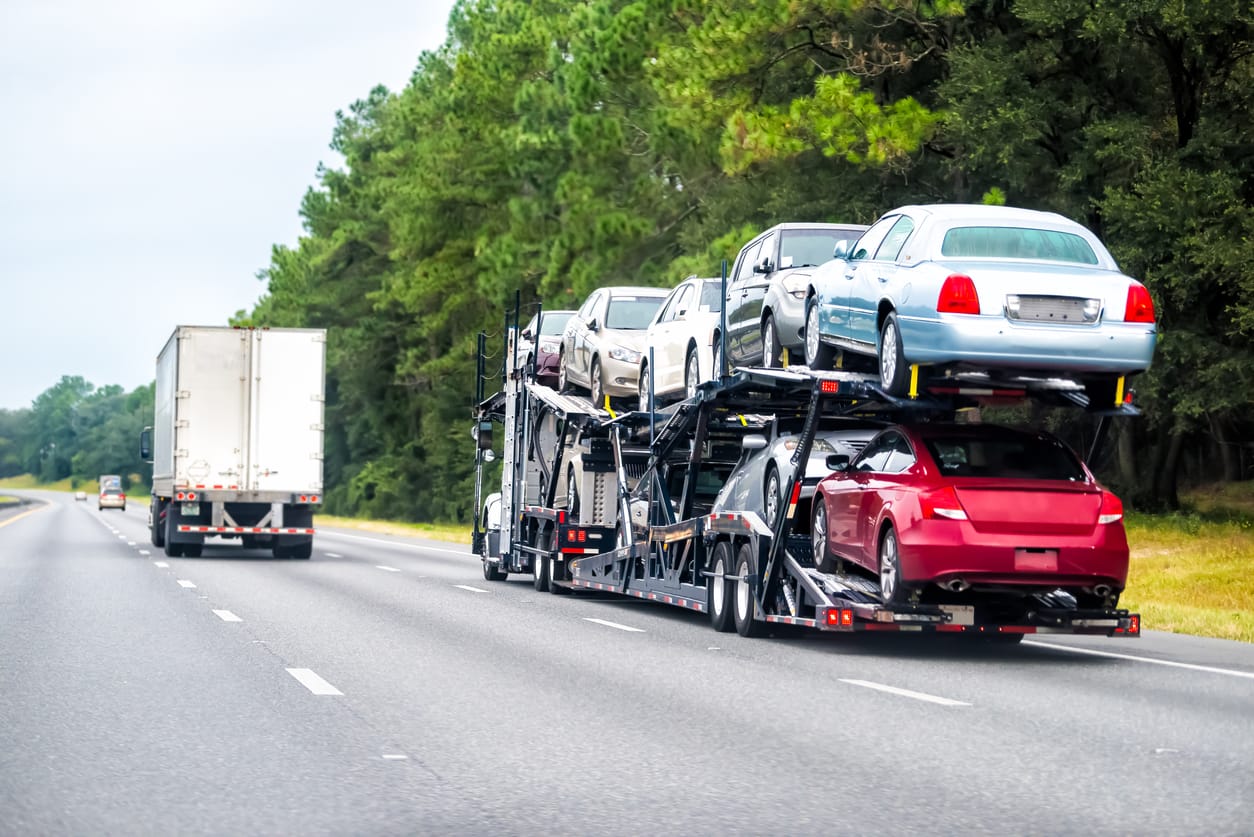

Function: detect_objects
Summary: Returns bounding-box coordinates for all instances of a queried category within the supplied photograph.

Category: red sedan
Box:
[811,423,1128,608]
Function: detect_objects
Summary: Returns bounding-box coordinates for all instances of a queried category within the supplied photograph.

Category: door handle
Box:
[877,275,889,284]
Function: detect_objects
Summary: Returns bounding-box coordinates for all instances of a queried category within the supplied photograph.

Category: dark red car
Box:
[811,423,1128,608]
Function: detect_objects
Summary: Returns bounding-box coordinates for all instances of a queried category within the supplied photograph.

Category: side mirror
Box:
[832,240,851,260]
[826,453,850,472]
[139,427,152,461]
[521,329,533,341]
[473,420,494,451]
[753,257,773,274]
[741,434,768,452]
[587,318,599,332]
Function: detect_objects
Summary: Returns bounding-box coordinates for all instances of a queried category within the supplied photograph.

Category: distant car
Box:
[98,487,126,511]
[75,491,87,501]
[811,423,1128,609]
[637,276,724,410]
[559,286,669,404]
[803,204,1158,404]
[724,222,869,369]
[519,310,575,387]
[712,417,883,527]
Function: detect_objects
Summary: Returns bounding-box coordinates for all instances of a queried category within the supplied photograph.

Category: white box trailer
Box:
[141,326,326,558]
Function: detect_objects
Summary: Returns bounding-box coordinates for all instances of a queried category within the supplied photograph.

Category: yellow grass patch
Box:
[316,514,471,545]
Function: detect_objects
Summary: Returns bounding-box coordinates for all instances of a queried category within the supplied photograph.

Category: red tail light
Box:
[1098,491,1123,524]
[1124,283,1155,323]
[937,274,980,315]
[920,485,968,520]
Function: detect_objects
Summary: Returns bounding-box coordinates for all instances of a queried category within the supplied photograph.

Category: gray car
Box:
[725,222,868,369]
[712,417,884,529]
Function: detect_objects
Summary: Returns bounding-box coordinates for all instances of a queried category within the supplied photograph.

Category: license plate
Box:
[182,502,200,516]
[939,604,975,626]
[1015,548,1058,572]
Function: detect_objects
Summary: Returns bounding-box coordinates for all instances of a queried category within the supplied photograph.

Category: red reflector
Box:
[1124,283,1155,323]
[937,274,980,315]
[176,492,184,501]
[299,495,308,503]
[789,481,802,505]
[558,510,566,524]
[567,530,575,542]
[840,609,853,627]
[819,379,842,394]
[1129,615,1140,634]
[578,530,586,542]
[310,495,319,503]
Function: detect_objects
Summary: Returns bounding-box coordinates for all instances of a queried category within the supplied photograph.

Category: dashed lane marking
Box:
[177,580,197,589]
[154,561,169,568]
[213,610,242,622]
[454,584,489,594]
[286,668,343,696]
[1025,640,1254,680]
[326,552,344,558]
[839,679,971,707]
[583,618,646,633]
[376,565,401,572]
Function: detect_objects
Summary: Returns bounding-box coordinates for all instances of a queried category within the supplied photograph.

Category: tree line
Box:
[5,0,1251,517]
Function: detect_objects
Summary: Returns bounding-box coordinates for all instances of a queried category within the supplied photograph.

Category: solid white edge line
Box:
[286,668,343,696]
[454,584,489,593]
[212,609,242,622]
[583,617,646,633]
[319,530,469,556]
[376,565,402,572]
[839,679,971,707]
[176,579,197,588]
[1024,640,1254,680]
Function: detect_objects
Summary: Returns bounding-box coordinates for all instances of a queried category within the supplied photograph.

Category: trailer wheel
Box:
[532,530,551,592]
[708,542,734,633]
[811,500,834,572]
[482,559,507,581]
[151,500,165,547]
[733,543,766,638]
[548,554,572,595]
[287,541,311,560]
[878,525,908,604]
[163,511,184,558]
[183,543,203,558]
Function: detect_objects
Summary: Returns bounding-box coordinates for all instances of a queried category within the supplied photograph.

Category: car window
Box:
[539,312,572,336]
[923,433,1087,480]
[755,232,778,272]
[654,288,681,324]
[577,291,601,321]
[734,239,764,282]
[699,281,723,311]
[881,432,916,474]
[852,434,896,472]
[605,295,666,329]
[670,283,694,320]
[779,229,859,269]
[873,217,916,262]
[849,215,898,261]
[940,226,1100,264]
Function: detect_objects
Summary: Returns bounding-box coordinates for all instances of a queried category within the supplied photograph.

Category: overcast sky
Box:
[0,0,458,409]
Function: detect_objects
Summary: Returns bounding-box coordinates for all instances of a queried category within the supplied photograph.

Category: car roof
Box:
[885,204,1076,226]
[603,285,669,297]
[760,222,870,235]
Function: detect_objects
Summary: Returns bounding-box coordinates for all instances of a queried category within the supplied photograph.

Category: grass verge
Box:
[316,515,471,545]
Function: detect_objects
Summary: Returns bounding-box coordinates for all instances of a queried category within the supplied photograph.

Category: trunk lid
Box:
[953,481,1102,535]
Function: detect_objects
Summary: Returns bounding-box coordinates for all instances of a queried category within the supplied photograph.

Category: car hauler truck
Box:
[141,326,326,559]
[474,311,1141,642]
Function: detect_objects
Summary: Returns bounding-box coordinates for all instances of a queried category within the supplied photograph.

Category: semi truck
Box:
[472,307,1142,642]
[140,326,326,559]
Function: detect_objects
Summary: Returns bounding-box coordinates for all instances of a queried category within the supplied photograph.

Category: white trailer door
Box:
[248,329,325,493]
[176,328,250,490]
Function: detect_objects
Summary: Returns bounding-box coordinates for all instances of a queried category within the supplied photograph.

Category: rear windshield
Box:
[699,281,723,311]
[780,229,862,269]
[538,312,572,336]
[605,296,665,329]
[940,226,1099,265]
[923,434,1086,481]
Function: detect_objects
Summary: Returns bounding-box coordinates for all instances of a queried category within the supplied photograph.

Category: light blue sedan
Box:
[802,204,1158,406]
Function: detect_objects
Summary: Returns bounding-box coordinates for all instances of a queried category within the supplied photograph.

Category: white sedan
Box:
[637,276,725,410]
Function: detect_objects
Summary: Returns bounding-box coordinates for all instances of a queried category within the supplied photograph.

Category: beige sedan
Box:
[558,286,668,405]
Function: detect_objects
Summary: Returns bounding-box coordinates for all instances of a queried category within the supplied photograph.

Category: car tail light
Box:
[937,274,980,315]
[920,485,968,520]
[1124,283,1155,323]
[1098,491,1123,524]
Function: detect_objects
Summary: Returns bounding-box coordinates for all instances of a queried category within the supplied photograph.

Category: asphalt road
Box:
[2,489,1252,835]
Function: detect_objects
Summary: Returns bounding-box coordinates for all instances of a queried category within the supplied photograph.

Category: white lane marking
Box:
[1024,640,1254,680]
[117,535,127,540]
[583,617,646,633]
[376,565,402,573]
[381,754,409,760]
[177,580,197,588]
[154,561,169,568]
[326,552,344,558]
[139,550,150,556]
[213,610,242,622]
[286,668,343,696]
[320,530,469,556]
[454,584,489,594]
[126,541,136,547]
[839,679,971,707]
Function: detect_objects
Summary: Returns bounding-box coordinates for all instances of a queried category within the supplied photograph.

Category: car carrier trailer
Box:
[473,315,1142,643]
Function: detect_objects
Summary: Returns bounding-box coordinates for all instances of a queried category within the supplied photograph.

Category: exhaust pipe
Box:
[944,579,970,593]
[1092,584,1113,598]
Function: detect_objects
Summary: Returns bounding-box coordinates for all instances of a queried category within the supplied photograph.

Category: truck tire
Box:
[532,530,551,592]
[151,500,165,547]
[482,559,507,581]
[183,543,203,558]
[733,543,766,638]
[287,542,312,560]
[708,542,735,633]
[548,553,572,596]
[163,510,184,558]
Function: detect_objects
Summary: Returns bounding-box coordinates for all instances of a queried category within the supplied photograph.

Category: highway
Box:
[2,490,1252,835]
